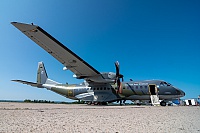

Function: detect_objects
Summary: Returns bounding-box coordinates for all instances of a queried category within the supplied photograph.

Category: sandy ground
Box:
[0,102,199,133]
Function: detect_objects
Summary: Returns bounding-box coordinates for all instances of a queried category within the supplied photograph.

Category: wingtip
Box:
[11,79,19,82]
[11,22,36,26]
[11,22,17,25]
[11,22,23,27]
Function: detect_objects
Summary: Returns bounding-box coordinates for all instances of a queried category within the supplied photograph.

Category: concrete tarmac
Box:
[0,102,200,133]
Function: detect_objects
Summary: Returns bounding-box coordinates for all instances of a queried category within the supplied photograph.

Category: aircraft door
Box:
[149,84,160,106]
[149,84,158,95]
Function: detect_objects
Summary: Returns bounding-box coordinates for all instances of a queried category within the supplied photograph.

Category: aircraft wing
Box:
[11,80,44,88]
[11,22,100,79]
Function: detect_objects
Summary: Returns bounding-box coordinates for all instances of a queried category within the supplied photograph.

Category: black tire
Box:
[87,102,91,105]
[160,101,166,106]
[102,102,107,105]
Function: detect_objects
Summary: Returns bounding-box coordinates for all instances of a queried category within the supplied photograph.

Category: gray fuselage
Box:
[47,80,185,102]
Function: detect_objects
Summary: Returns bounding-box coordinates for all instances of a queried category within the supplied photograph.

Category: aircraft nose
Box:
[175,88,185,97]
[181,90,185,97]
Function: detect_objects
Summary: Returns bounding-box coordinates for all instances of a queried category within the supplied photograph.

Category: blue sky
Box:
[0,0,199,101]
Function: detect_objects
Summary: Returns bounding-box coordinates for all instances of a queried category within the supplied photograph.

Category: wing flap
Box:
[11,22,100,78]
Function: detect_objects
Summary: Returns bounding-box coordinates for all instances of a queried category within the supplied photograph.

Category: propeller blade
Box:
[114,61,124,93]
[117,79,121,93]
[115,61,120,76]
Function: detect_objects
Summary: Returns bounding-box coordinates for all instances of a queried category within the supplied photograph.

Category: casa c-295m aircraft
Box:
[11,22,185,106]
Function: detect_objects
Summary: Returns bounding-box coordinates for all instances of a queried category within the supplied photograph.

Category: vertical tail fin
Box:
[12,62,59,88]
[37,62,59,85]
[37,62,48,84]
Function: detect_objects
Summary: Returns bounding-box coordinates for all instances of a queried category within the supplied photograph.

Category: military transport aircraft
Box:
[11,22,185,106]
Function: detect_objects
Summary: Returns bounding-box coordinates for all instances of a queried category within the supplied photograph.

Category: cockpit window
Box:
[160,82,171,86]
[167,82,171,86]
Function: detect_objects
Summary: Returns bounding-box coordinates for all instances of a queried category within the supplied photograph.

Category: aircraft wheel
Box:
[101,102,107,105]
[87,102,92,105]
[160,101,166,106]
[94,102,99,105]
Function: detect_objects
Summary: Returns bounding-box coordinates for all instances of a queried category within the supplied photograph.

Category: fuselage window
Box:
[108,88,110,90]
[144,86,147,89]
[97,87,99,90]
[104,87,106,90]
[136,86,138,89]
[93,88,96,90]
[100,87,103,90]
[140,86,143,89]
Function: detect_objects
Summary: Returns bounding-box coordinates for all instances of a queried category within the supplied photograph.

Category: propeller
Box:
[115,61,124,93]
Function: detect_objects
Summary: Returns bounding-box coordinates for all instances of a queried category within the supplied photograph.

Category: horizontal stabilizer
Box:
[12,80,44,88]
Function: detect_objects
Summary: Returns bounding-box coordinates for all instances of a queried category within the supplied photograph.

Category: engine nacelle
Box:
[101,72,116,79]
